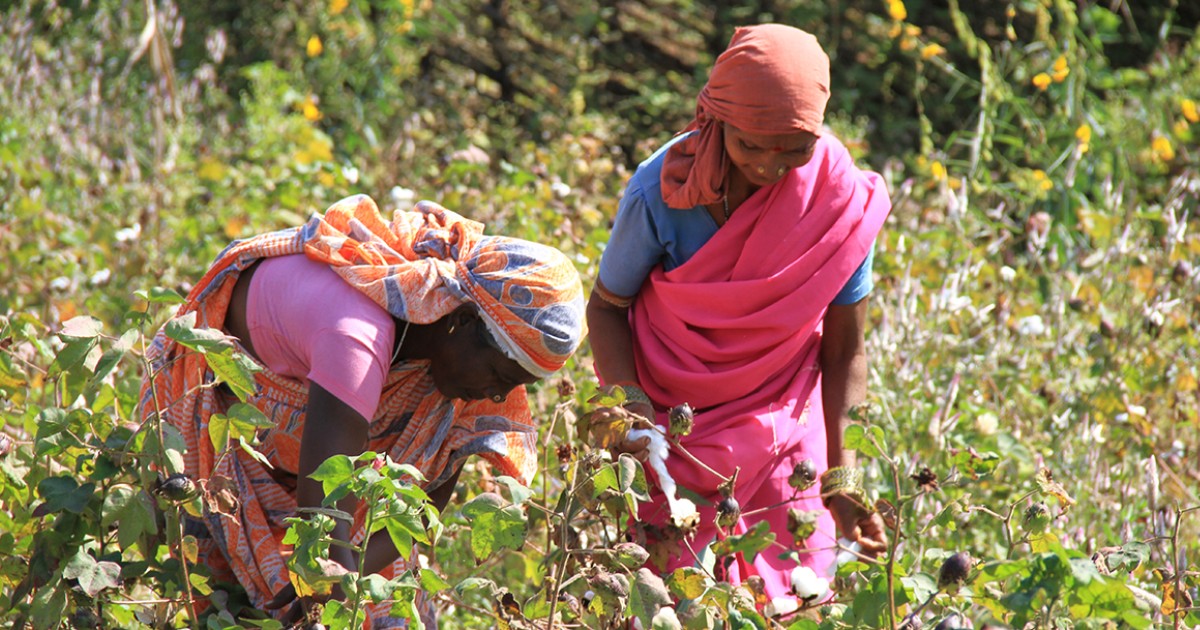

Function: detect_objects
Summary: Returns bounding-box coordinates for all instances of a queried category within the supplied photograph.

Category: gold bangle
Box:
[615,383,652,408]
[820,466,871,509]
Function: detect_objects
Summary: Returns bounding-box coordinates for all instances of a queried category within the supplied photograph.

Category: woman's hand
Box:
[826,494,888,558]
[585,403,655,461]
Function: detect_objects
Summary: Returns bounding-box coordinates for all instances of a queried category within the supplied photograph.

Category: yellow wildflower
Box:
[1152,136,1175,161]
[921,43,946,60]
[1051,55,1069,82]
[904,24,921,37]
[302,97,322,122]
[1032,73,1051,91]
[1183,98,1199,124]
[1075,124,1091,154]
[1006,5,1016,18]
[889,23,902,38]
[330,0,349,15]
[887,0,907,21]
[900,37,917,52]
[1032,169,1053,191]
[931,160,947,181]
[306,35,323,58]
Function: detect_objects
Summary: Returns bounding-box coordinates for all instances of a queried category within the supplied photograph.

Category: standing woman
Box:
[587,24,889,606]
[140,194,585,627]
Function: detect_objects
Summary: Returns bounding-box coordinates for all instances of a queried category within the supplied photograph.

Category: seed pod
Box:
[668,403,694,437]
[937,551,974,589]
[716,496,740,529]
[1099,318,1116,339]
[1022,502,1052,535]
[787,459,818,491]
[155,473,198,502]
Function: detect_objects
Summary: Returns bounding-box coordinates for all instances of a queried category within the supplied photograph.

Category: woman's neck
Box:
[726,167,760,211]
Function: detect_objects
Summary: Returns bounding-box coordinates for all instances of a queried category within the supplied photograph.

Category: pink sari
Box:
[630,135,890,599]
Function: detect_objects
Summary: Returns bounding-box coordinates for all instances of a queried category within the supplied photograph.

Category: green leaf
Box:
[455,577,499,597]
[666,567,709,600]
[418,567,450,593]
[461,492,527,562]
[1103,541,1149,574]
[59,316,103,339]
[900,573,938,604]
[50,336,98,375]
[207,349,262,401]
[101,484,158,549]
[165,312,232,353]
[134,286,186,305]
[709,521,775,562]
[310,455,355,497]
[37,476,95,514]
[361,573,393,602]
[62,550,121,597]
[89,328,139,387]
[30,583,67,630]
[630,568,672,629]
[239,436,275,470]
[189,572,213,595]
[843,424,882,458]
[494,475,533,505]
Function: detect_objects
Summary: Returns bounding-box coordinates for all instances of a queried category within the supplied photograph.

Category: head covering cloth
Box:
[660,24,832,209]
[294,194,585,378]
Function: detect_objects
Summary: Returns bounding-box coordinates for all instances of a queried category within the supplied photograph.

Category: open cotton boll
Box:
[764,596,799,617]
[627,427,698,523]
[790,565,831,601]
[829,537,863,574]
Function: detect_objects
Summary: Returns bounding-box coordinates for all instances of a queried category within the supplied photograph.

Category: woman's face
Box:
[723,124,819,188]
[429,309,538,403]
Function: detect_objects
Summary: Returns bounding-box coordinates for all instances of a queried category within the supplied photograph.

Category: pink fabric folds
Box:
[661,24,832,209]
[630,135,891,597]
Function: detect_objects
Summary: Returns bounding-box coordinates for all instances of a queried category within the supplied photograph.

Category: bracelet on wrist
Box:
[613,382,652,409]
[820,466,873,511]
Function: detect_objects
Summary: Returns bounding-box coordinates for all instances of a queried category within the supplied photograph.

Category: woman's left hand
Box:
[826,494,889,558]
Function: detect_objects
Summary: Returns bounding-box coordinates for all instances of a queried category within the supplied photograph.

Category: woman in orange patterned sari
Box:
[138,194,585,627]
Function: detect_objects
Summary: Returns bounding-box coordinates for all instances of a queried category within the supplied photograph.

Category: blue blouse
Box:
[598,136,875,305]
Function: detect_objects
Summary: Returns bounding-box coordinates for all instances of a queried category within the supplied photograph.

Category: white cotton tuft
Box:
[764,596,799,617]
[790,565,831,601]
[627,427,696,521]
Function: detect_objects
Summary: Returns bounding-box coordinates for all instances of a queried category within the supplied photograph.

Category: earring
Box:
[777,166,787,177]
[756,165,766,175]
[491,394,504,403]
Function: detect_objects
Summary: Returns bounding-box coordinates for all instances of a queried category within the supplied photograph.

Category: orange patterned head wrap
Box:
[296,195,585,378]
[660,24,832,209]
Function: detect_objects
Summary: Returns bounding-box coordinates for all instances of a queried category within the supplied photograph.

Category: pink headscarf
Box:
[660,24,832,209]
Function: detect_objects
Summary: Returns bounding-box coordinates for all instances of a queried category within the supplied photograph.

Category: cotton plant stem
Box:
[667,436,731,484]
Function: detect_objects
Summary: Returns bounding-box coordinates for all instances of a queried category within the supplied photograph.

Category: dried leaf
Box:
[202,474,240,517]
[1034,467,1076,508]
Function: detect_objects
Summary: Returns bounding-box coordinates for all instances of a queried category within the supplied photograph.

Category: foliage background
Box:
[1,0,1198,628]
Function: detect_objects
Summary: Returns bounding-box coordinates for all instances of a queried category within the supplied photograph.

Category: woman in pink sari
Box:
[586,24,890,610]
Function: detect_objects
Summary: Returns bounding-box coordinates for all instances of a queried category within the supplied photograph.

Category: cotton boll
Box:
[627,427,697,524]
[790,565,830,601]
[764,597,799,617]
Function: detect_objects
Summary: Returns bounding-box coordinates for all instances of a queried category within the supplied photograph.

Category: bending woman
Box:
[139,194,585,627]
[586,24,889,607]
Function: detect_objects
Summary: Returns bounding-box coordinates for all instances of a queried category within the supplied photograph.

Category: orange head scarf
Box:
[660,24,831,209]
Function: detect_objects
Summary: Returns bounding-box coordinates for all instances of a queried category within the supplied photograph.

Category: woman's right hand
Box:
[587,403,655,461]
